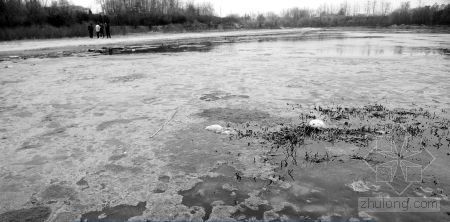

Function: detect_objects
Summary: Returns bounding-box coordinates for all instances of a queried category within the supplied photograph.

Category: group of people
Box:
[88,23,111,39]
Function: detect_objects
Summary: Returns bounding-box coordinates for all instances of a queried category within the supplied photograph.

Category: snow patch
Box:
[308,119,326,128]
[205,125,236,135]
[347,180,380,193]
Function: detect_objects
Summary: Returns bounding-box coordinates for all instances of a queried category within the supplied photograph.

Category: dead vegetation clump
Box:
[227,104,449,166]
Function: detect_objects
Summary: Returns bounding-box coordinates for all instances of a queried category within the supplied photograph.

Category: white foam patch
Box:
[347,180,380,193]
[205,125,236,135]
[308,119,326,128]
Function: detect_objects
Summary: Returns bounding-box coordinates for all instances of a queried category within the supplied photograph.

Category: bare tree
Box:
[365,0,371,15]
[372,0,377,15]
[380,0,391,16]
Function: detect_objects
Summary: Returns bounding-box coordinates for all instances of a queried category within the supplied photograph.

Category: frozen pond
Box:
[0,28,449,222]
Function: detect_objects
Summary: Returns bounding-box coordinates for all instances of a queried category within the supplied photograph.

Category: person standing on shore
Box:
[100,24,105,38]
[95,23,100,38]
[88,23,94,38]
[105,23,111,38]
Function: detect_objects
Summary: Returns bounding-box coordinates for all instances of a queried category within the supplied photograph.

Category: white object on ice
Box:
[347,180,380,193]
[205,124,224,133]
[308,119,326,128]
[205,124,236,135]
[221,130,234,135]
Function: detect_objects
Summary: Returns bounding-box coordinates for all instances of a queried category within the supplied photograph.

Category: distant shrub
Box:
[0,24,87,40]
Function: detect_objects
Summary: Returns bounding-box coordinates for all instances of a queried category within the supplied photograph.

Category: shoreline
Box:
[0,28,315,58]
[1,26,449,60]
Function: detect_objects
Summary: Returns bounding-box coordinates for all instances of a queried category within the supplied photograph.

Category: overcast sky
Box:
[71,0,449,15]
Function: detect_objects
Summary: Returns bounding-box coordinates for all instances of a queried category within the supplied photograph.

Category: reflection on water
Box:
[111,29,449,58]
[183,30,449,111]
[316,44,449,57]
[224,30,450,58]
[263,31,450,57]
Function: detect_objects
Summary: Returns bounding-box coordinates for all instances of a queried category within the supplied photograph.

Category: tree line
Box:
[0,0,220,28]
[1,0,449,28]
[96,0,217,27]
[0,0,93,27]
[238,2,450,28]
[0,0,449,40]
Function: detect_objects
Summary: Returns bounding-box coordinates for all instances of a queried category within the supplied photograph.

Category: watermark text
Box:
[358,197,440,212]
